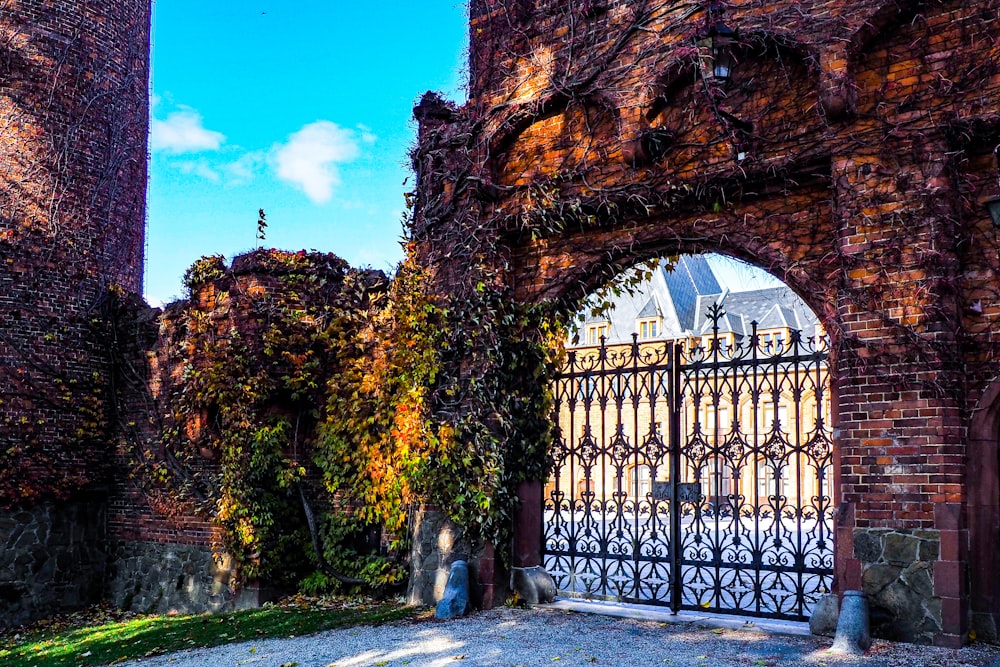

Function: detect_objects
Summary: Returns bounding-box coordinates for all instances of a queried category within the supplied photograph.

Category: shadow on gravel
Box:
[116,607,1000,667]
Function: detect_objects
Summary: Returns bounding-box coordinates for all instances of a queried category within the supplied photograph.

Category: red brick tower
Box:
[0,1,150,505]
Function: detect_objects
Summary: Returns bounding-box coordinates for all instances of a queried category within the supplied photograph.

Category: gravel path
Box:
[113,606,1000,667]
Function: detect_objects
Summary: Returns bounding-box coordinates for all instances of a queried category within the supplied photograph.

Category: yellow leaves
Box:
[236,518,258,548]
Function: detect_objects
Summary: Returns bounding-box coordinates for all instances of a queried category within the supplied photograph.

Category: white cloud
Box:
[176,159,221,182]
[357,124,377,145]
[272,121,361,204]
[151,109,225,154]
[224,151,266,186]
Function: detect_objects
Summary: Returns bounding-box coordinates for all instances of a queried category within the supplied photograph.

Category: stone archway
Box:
[411,0,1000,645]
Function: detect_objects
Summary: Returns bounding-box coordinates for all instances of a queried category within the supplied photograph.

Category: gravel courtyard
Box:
[115,604,1000,667]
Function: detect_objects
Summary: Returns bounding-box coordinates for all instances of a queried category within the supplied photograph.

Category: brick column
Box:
[832,134,967,644]
[513,480,544,568]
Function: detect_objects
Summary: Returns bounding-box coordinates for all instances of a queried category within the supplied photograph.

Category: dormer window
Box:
[637,317,660,339]
[585,322,610,346]
[759,329,787,350]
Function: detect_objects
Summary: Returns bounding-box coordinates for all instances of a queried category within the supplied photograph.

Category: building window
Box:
[613,372,634,399]
[631,464,651,499]
[700,333,733,352]
[757,461,789,502]
[760,330,786,350]
[762,404,788,431]
[701,405,730,434]
[643,421,666,448]
[637,317,660,339]
[585,322,609,345]
[700,457,735,510]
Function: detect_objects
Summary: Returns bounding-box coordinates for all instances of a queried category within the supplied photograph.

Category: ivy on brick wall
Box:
[125,247,559,590]
[0,0,149,507]
[0,286,122,508]
[118,249,383,586]
[316,254,561,566]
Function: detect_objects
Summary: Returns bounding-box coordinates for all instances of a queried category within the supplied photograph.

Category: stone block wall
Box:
[107,542,268,615]
[853,528,943,644]
[0,493,108,628]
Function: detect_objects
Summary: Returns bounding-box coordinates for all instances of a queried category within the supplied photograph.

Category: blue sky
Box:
[145,2,777,305]
[146,2,469,304]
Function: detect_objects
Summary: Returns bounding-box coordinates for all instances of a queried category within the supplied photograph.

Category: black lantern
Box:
[697,3,738,84]
[985,145,1000,227]
[985,196,1000,228]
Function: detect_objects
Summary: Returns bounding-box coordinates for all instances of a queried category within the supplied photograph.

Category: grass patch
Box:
[0,597,417,667]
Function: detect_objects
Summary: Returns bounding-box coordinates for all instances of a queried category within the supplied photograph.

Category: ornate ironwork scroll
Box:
[543,305,833,621]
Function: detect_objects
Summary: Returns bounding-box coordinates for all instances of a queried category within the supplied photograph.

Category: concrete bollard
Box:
[830,590,872,654]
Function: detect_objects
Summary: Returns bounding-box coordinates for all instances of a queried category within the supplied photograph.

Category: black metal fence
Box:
[543,305,834,620]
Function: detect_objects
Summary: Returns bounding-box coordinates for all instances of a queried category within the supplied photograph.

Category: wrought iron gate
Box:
[542,305,834,621]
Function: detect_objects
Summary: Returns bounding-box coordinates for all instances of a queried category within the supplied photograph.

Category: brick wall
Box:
[0,0,150,505]
[413,0,1000,645]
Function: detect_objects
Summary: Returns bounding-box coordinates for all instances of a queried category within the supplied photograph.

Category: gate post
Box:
[513,480,544,568]
[511,479,557,604]
[968,378,1000,642]
[668,341,683,614]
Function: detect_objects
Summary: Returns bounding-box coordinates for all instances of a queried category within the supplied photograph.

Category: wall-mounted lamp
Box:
[985,196,1000,227]
[696,3,738,84]
[983,144,1000,227]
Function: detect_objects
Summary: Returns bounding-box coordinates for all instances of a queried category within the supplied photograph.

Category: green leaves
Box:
[143,244,563,589]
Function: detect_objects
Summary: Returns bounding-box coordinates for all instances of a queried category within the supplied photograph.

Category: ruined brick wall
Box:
[108,251,386,613]
[0,0,150,504]
[413,0,1000,645]
[0,0,149,627]
[105,263,284,613]
[108,256,318,553]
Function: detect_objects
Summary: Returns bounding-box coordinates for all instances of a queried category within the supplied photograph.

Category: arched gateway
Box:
[543,256,834,621]
[410,0,1000,646]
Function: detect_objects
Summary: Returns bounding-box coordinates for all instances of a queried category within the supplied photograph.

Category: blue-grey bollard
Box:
[831,590,872,654]
[435,560,470,620]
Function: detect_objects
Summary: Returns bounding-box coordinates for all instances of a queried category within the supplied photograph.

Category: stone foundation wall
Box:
[973,608,1000,645]
[0,494,108,628]
[854,529,943,644]
[107,541,269,614]
[407,507,503,610]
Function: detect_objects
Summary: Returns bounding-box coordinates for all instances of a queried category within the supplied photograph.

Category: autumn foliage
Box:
[121,248,559,589]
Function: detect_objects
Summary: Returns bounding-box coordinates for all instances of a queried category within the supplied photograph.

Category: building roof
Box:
[571,256,820,347]
[693,286,820,337]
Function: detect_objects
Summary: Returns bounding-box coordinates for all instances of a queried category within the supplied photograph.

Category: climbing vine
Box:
[125,245,561,590]
[313,251,562,582]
